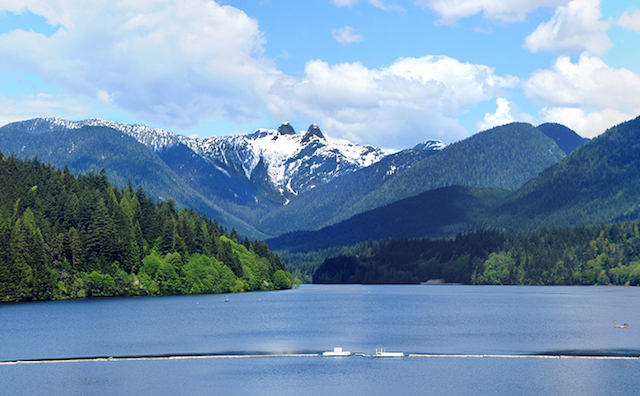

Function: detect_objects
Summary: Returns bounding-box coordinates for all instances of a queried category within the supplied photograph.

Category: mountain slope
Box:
[536,123,589,155]
[267,186,510,252]
[182,123,384,202]
[491,115,640,230]
[273,116,640,254]
[257,144,444,235]
[1,118,384,203]
[0,125,267,239]
[274,122,566,231]
[2,118,385,231]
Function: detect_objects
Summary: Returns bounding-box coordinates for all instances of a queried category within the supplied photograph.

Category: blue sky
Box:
[0,1,639,151]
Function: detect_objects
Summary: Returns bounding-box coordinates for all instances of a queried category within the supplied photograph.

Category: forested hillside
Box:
[536,123,589,155]
[268,186,509,252]
[325,122,566,226]
[312,222,640,286]
[491,115,640,230]
[0,125,267,239]
[0,153,291,302]
[259,147,440,235]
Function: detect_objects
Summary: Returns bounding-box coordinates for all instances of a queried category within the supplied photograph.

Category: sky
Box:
[0,0,639,151]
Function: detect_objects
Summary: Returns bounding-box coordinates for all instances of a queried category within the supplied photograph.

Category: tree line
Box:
[312,222,640,286]
[0,153,292,302]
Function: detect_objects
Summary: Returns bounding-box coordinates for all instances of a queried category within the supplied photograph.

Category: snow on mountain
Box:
[182,123,385,198]
[1,117,179,151]
[413,139,446,151]
[2,118,385,200]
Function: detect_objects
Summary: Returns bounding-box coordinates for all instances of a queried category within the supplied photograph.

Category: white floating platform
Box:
[375,348,404,358]
[322,347,352,357]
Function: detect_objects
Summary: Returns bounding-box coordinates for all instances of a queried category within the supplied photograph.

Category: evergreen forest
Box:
[0,153,292,302]
[312,222,640,286]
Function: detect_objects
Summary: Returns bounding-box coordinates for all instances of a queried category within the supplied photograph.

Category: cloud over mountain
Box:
[269,55,518,149]
[0,0,279,128]
[524,53,640,137]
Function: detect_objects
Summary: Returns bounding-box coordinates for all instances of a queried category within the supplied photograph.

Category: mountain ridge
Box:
[2,118,386,204]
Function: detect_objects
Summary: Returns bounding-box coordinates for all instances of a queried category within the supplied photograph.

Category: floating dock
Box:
[3,352,639,365]
[322,347,352,357]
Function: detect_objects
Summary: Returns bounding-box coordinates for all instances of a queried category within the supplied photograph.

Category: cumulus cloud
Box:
[332,26,364,45]
[524,53,640,137]
[538,107,633,138]
[475,98,538,131]
[476,98,516,131]
[524,0,611,54]
[269,56,519,149]
[415,0,569,25]
[618,8,640,32]
[524,53,640,109]
[0,0,280,129]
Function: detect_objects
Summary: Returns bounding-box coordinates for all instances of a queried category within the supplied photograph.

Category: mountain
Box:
[2,118,383,202]
[334,123,566,223]
[275,116,640,256]
[491,115,640,230]
[257,144,445,235]
[267,186,509,252]
[536,123,589,155]
[260,122,566,235]
[0,125,267,239]
[1,118,575,241]
[1,118,385,228]
[182,122,384,203]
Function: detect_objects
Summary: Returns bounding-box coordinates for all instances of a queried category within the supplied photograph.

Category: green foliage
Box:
[310,221,640,286]
[491,116,640,230]
[0,152,292,302]
[0,125,267,239]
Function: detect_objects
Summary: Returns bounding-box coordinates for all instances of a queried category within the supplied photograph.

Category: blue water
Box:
[2,285,639,395]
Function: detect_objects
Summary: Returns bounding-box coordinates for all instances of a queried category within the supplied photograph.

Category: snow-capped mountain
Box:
[3,117,180,151]
[414,139,447,151]
[183,123,384,200]
[2,117,385,202]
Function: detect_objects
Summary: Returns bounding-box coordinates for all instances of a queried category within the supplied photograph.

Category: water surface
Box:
[2,285,639,395]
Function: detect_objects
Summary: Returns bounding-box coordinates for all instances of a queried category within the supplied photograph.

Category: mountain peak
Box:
[277,122,296,136]
[413,139,446,151]
[302,123,325,144]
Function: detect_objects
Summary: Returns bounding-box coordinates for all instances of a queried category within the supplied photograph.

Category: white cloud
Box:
[332,26,364,45]
[618,8,640,32]
[0,91,101,126]
[269,56,518,149]
[538,107,633,138]
[524,0,611,54]
[332,0,405,13]
[0,0,280,130]
[524,53,640,137]
[475,98,538,131]
[476,98,515,130]
[524,53,640,109]
[415,0,568,25]
[369,0,406,13]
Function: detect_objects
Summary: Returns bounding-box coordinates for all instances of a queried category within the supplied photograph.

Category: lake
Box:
[1,285,639,395]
